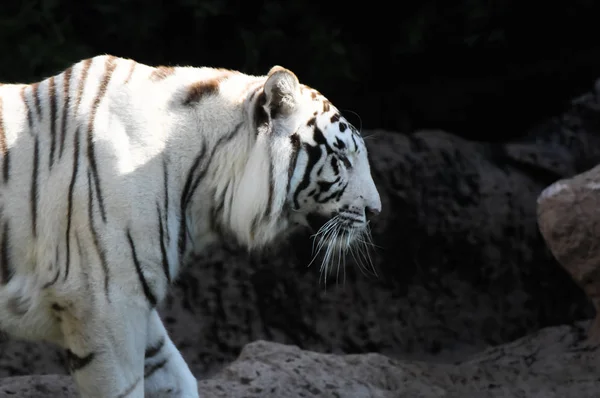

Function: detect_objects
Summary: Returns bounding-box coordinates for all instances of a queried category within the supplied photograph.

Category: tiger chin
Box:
[0,55,381,397]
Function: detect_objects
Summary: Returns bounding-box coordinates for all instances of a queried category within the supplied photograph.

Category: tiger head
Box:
[231,66,381,271]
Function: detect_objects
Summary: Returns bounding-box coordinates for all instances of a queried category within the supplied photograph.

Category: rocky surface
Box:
[2,79,600,390]
[1,322,598,398]
[537,163,600,341]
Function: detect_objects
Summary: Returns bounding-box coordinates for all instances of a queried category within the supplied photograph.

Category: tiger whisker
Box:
[335,231,347,286]
[354,222,382,250]
[349,239,370,277]
[321,221,344,287]
[356,229,377,277]
[308,215,341,268]
[340,109,363,133]
[361,131,381,141]
[355,239,369,275]
[310,214,380,287]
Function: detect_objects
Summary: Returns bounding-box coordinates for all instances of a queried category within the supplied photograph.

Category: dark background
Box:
[2,0,600,141]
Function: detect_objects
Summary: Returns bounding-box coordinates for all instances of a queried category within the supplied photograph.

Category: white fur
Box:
[0,55,381,397]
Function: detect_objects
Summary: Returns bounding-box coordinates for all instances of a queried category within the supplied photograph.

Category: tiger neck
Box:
[169,83,289,258]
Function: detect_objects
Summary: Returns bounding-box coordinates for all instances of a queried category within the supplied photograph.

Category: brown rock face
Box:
[537,164,600,341]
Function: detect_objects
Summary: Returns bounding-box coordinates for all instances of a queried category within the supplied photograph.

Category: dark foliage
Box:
[2,0,600,139]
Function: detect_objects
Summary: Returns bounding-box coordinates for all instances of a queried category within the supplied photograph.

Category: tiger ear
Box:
[264,66,300,119]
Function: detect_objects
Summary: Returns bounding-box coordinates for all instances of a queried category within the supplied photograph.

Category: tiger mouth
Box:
[306,212,365,233]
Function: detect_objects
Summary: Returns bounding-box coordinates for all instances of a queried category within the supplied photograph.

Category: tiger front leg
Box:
[144,310,199,397]
[58,295,150,398]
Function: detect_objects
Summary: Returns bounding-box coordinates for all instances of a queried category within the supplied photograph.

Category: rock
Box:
[537,163,600,341]
[1,322,598,398]
[3,79,600,379]
[202,322,600,398]
[0,375,77,397]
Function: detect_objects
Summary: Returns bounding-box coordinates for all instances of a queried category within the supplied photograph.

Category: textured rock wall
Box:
[2,322,598,398]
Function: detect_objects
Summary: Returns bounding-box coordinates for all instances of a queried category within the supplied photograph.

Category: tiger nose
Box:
[365,206,380,221]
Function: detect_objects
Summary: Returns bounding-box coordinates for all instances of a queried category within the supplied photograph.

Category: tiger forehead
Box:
[308,109,358,138]
[299,85,363,149]
[301,85,334,114]
[303,111,363,154]
[300,86,355,132]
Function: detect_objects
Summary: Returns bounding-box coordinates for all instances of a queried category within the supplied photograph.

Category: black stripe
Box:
[3,148,9,185]
[87,139,107,223]
[286,133,301,195]
[86,171,111,299]
[318,187,344,203]
[64,128,80,282]
[178,145,205,258]
[336,182,348,201]
[43,266,60,289]
[187,123,243,201]
[293,144,323,208]
[339,155,352,169]
[317,177,340,194]
[49,76,57,169]
[87,57,117,224]
[331,157,340,175]
[30,137,39,237]
[210,198,225,235]
[157,204,170,283]
[21,87,33,130]
[65,349,95,372]
[178,122,243,257]
[351,134,358,152]
[59,67,72,158]
[44,246,61,290]
[313,126,333,154]
[73,233,92,294]
[0,221,11,284]
[127,229,157,307]
[32,83,42,120]
[144,358,168,378]
[182,123,243,217]
[250,214,260,238]
[264,158,274,219]
[162,158,170,244]
[115,378,141,398]
[333,137,346,150]
[0,96,9,183]
[145,337,165,359]
[253,90,268,131]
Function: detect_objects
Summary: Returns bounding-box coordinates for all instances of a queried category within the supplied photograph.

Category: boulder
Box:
[1,322,598,398]
[537,163,600,341]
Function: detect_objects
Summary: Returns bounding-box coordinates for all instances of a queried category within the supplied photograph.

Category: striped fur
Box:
[0,55,380,397]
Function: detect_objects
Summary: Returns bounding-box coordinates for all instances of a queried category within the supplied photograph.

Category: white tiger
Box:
[0,55,381,397]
